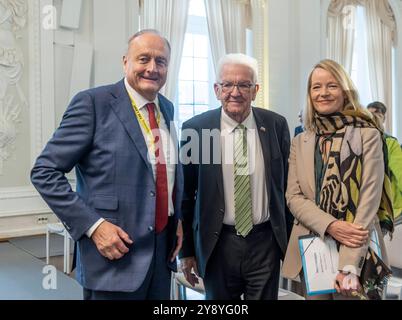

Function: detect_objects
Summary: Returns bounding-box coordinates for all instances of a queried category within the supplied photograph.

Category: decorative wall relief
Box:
[0,0,27,174]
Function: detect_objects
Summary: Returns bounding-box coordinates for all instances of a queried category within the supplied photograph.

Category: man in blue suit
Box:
[31,29,183,300]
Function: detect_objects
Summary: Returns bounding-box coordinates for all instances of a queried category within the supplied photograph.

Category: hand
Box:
[170,220,183,262]
[326,221,369,248]
[180,256,199,287]
[334,272,362,297]
[91,220,133,260]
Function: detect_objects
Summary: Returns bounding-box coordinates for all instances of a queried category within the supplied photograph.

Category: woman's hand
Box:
[334,272,363,297]
[326,220,369,247]
[180,256,200,287]
[170,220,183,262]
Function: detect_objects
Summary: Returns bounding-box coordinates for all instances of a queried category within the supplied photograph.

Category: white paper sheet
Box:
[298,235,339,296]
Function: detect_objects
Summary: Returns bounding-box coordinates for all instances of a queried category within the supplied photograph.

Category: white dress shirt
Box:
[220,108,269,225]
[86,79,176,237]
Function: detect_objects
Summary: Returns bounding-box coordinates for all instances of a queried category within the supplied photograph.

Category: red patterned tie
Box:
[146,103,168,233]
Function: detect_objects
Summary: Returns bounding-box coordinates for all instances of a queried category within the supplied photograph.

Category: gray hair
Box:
[216,53,259,83]
[127,29,171,54]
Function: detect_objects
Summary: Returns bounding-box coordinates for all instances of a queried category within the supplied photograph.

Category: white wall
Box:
[266,0,296,125]
[0,0,141,239]
[267,0,326,134]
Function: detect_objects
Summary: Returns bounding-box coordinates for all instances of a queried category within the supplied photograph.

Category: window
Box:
[350,6,372,107]
[350,5,396,113]
[177,0,217,128]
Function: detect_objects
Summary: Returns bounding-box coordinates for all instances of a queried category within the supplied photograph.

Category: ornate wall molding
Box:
[0,0,56,238]
[29,0,55,162]
[28,0,43,162]
[0,186,50,217]
[0,0,28,174]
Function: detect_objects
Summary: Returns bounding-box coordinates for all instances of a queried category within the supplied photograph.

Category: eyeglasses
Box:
[218,82,255,94]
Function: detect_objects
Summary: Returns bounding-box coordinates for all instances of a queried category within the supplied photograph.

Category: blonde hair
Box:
[303,59,372,131]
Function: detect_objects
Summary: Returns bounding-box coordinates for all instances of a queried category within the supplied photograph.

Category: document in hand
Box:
[369,228,381,259]
[298,235,339,296]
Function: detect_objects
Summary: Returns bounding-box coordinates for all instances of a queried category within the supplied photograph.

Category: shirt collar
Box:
[124,77,159,110]
[221,107,254,133]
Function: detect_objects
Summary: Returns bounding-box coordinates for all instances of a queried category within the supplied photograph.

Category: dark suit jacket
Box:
[31,79,183,292]
[179,107,292,278]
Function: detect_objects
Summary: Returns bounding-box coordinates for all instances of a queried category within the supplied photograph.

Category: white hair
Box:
[216,53,259,83]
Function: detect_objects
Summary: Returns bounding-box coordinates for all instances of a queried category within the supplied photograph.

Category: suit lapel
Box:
[252,108,272,197]
[207,108,224,201]
[158,95,181,203]
[158,95,177,150]
[158,95,173,132]
[109,80,152,174]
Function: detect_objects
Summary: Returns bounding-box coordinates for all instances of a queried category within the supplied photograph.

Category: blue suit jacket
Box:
[31,79,183,292]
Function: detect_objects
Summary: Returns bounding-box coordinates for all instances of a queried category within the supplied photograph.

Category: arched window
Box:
[350,5,372,107]
[327,0,397,133]
[176,0,217,128]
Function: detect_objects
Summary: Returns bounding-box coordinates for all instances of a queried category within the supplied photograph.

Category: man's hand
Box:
[334,272,362,297]
[91,220,133,260]
[326,221,369,248]
[170,220,183,262]
[180,256,199,287]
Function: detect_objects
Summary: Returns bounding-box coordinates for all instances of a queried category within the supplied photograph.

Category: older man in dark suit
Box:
[179,53,292,300]
[31,30,183,300]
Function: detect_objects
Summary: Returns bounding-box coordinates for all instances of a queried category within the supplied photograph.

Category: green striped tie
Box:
[234,124,253,237]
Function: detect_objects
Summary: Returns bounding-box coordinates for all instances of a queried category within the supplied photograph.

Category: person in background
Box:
[180,53,292,300]
[294,109,304,137]
[367,101,402,226]
[282,59,393,300]
[31,29,183,300]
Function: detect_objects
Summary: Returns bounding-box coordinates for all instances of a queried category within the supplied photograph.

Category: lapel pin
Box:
[260,126,266,132]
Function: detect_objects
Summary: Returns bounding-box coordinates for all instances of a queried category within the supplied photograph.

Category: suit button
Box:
[148,226,154,232]
[214,232,219,237]
[150,191,155,197]
[220,209,224,214]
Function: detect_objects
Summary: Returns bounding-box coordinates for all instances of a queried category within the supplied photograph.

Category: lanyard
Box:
[127,91,161,144]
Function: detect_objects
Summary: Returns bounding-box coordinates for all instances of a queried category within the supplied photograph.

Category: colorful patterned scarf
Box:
[314,109,394,299]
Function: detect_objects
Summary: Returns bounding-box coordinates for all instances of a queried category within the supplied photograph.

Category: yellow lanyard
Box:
[127,91,161,144]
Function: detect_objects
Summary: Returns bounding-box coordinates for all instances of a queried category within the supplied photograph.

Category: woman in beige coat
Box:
[282,59,393,300]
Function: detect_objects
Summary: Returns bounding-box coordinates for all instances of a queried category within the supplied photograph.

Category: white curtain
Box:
[139,0,190,101]
[204,0,249,76]
[365,0,396,132]
[327,0,362,74]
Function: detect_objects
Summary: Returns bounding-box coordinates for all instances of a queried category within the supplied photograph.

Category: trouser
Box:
[83,228,171,300]
[203,221,281,300]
